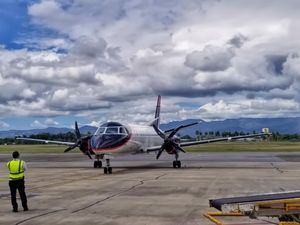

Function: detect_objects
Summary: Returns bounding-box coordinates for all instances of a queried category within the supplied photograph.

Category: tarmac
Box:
[1,152,300,225]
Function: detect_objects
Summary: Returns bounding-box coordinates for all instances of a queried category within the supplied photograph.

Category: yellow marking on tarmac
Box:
[203,212,244,225]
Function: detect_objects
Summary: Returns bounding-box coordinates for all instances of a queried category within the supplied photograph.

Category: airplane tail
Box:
[154,95,161,128]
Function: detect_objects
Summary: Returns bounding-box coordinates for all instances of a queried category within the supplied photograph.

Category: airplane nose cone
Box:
[91,134,130,150]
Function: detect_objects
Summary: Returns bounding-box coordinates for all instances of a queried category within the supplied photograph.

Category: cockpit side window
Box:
[119,127,127,134]
[95,127,106,135]
[105,127,119,134]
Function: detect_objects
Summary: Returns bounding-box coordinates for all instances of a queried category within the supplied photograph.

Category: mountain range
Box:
[0,117,300,138]
[160,117,300,136]
[0,126,97,138]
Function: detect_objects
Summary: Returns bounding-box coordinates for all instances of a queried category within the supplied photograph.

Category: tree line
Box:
[0,132,78,145]
[180,131,300,141]
[0,131,300,145]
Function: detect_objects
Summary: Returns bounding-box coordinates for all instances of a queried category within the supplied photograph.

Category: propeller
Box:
[64,121,92,159]
[64,143,78,153]
[154,122,198,159]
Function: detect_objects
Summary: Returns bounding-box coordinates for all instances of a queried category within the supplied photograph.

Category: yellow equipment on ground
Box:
[204,191,300,225]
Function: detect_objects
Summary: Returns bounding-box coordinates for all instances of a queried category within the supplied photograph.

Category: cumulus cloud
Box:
[70,36,107,58]
[283,53,300,81]
[44,118,59,126]
[185,45,234,72]
[227,34,247,48]
[30,118,59,128]
[266,54,288,75]
[88,120,101,127]
[1,0,300,126]
[172,98,300,121]
[0,121,10,129]
[30,120,45,128]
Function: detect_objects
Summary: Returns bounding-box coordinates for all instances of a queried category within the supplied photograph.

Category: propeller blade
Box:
[75,121,81,139]
[153,123,166,139]
[64,143,79,153]
[167,122,199,138]
[172,142,186,153]
[86,150,92,160]
[156,146,165,160]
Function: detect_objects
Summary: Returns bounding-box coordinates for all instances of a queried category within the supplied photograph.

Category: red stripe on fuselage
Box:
[91,135,131,154]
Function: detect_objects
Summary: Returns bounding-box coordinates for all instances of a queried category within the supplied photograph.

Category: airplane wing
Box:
[146,132,270,152]
[16,137,75,146]
[180,132,269,147]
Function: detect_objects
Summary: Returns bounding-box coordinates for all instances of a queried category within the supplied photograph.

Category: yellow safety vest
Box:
[7,160,25,180]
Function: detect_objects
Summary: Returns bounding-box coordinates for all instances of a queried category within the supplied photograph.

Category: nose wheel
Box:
[94,160,102,168]
[94,155,103,168]
[104,158,112,174]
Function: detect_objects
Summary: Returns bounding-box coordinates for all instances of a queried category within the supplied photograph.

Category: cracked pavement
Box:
[1,153,300,225]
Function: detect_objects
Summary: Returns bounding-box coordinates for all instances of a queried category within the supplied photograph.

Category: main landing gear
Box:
[104,158,112,174]
[173,154,181,168]
[94,155,102,168]
[173,160,181,168]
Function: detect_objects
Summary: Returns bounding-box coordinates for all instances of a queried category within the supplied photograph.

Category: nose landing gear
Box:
[94,155,102,168]
[94,160,102,168]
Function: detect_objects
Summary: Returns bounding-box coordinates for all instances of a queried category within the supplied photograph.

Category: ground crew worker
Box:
[6,151,28,212]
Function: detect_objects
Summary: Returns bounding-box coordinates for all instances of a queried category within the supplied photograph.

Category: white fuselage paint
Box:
[92,124,163,156]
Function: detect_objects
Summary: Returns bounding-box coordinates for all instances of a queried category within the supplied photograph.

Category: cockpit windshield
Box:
[106,127,118,134]
[94,122,129,135]
[95,126,128,135]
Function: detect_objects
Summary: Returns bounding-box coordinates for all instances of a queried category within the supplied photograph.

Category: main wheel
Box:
[173,161,176,168]
[104,167,108,174]
[94,161,97,168]
[98,161,102,168]
[108,167,112,174]
[177,161,181,168]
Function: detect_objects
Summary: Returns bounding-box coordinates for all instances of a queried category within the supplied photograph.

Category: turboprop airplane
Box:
[17,96,270,174]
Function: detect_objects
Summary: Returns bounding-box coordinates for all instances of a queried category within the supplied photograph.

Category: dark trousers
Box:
[9,179,28,210]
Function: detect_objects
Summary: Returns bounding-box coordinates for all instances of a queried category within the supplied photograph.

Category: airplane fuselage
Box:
[89,122,163,156]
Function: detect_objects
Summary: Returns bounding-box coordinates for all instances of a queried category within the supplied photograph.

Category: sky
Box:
[0,0,300,130]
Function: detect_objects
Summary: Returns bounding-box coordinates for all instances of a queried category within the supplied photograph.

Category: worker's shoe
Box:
[23,207,28,211]
[12,209,18,212]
